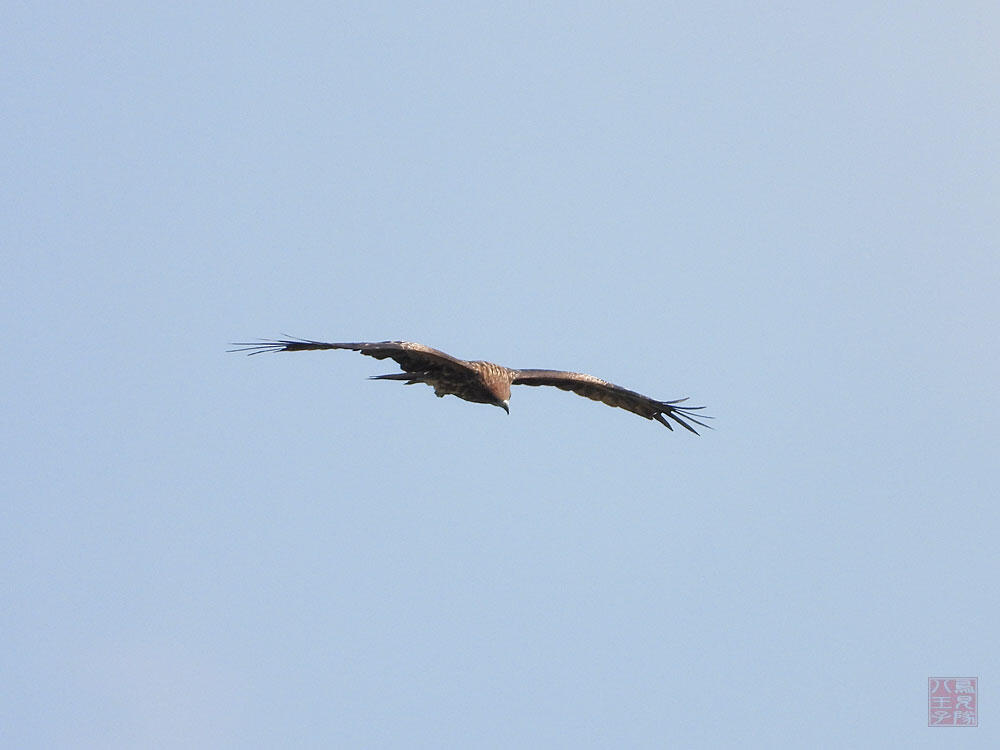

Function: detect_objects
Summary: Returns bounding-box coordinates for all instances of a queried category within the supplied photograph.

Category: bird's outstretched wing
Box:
[228,338,476,376]
[511,369,711,433]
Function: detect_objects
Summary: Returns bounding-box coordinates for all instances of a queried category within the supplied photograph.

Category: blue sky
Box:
[3,2,998,747]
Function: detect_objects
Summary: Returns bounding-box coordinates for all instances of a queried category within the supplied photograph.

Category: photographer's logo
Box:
[928,677,977,726]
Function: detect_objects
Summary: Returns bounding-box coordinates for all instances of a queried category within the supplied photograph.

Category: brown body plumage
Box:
[229,338,710,434]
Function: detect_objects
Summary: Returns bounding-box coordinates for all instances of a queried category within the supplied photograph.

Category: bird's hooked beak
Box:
[499,399,510,414]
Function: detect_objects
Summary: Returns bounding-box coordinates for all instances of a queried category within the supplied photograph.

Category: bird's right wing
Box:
[228,338,477,376]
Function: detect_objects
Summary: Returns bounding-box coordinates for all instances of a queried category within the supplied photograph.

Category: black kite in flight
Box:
[230,338,710,434]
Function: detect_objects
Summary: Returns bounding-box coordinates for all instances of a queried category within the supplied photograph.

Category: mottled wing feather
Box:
[228,338,477,376]
[511,369,711,434]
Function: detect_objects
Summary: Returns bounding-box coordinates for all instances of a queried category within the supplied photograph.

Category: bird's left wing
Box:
[511,369,711,433]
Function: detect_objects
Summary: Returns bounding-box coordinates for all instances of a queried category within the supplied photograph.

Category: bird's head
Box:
[485,380,511,414]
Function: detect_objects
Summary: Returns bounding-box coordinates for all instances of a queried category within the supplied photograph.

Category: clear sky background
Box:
[3,3,998,748]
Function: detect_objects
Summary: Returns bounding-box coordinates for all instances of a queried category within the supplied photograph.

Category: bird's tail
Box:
[369,373,423,385]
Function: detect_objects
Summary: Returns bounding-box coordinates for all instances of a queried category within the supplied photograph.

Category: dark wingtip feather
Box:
[227,336,327,355]
[655,400,713,435]
[227,339,288,355]
[653,413,676,431]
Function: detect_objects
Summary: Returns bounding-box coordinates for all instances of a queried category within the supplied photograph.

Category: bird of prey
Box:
[229,338,710,434]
